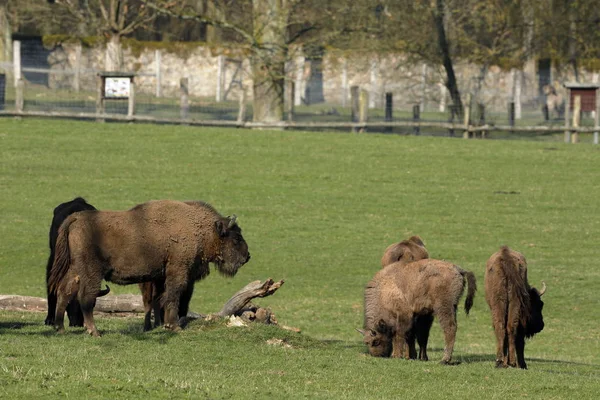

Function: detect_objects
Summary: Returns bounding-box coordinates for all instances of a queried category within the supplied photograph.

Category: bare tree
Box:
[49,1,160,71]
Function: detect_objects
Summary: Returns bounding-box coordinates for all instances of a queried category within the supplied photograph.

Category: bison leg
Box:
[405,328,417,360]
[79,290,100,337]
[140,282,156,332]
[45,291,57,326]
[515,327,527,369]
[506,304,522,368]
[54,276,79,334]
[162,271,188,331]
[66,299,84,327]
[177,281,195,327]
[416,314,434,361]
[437,306,457,364]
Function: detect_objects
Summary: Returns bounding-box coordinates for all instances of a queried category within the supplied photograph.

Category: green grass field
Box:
[0,118,598,399]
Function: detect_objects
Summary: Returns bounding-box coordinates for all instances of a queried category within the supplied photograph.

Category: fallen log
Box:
[0,294,145,313]
[0,278,294,329]
[217,278,284,317]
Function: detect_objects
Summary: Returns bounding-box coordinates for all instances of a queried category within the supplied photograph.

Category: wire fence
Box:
[1,38,599,143]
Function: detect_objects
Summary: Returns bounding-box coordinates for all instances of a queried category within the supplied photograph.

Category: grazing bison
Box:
[48,200,251,336]
[361,259,476,364]
[379,235,433,361]
[44,197,110,327]
[485,246,546,369]
[380,235,429,268]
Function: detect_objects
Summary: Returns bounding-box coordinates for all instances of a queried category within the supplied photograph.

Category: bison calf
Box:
[379,235,433,360]
[485,246,546,369]
[362,259,476,364]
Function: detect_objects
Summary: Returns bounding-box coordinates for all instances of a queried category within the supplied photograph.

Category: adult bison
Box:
[485,246,546,369]
[361,259,476,364]
[378,235,433,361]
[44,197,110,327]
[48,200,251,336]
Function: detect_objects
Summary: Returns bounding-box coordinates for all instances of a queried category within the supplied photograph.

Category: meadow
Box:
[0,118,598,399]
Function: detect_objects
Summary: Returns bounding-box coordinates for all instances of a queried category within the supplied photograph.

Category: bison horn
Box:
[227,214,237,228]
[538,281,547,296]
[355,328,366,336]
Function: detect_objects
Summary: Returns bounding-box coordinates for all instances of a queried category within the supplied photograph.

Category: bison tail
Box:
[48,217,76,295]
[498,246,530,323]
[463,270,477,315]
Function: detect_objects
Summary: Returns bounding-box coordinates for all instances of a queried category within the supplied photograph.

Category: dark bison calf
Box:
[379,235,433,361]
[44,197,109,327]
[485,246,546,369]
[362,259,476,364]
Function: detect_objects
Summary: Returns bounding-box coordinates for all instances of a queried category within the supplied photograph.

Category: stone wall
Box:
[44,42,599,113]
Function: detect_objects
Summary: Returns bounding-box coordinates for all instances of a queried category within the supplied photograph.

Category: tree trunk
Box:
[433,0,463,118]
[251,0,288,123]
[105,34,124,72]
[0,6,11,63]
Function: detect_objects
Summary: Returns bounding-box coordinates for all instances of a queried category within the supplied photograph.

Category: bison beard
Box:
[379,235,433,360]
[45,197,110,327]
[484,246,546,369]
[48,200,251,337]
[362,259,476,364]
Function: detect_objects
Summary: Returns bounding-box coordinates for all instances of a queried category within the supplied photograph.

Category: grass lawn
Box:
[0,118,598,399]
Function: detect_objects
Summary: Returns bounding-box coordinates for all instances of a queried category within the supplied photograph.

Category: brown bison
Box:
[379,235,433,361]
[380,235,429,268]
[485,246,546,369]
[44,197,110,327]
[48,200,251,336]
[361,259,476,364]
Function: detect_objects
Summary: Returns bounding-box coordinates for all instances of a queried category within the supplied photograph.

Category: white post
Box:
[294,56,304,106]
[439,82,447,112]
[369,58,378,108]
[155,50,162,98]
[13,40,20,87]
[594,88,599,145]
[74,43,81,92]
[341,59,348,108]
[216,55,225,102]
[512,69,522,119]
[420,63,427,109]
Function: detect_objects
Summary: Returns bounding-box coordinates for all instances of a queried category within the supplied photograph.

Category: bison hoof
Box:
[55,327,65,334]
[44,318,54,326]
[87,329,101,337]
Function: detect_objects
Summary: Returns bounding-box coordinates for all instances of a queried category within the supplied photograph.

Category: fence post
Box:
[13,40,20,87]
[286,80,295,122]
[180,77,189,121]
[350,85,359,132]
[15,78,23,112]
[509,102,515,127]
[216,55,225,102]
[127,79,135,119]
[359,89,368,133]
[478,103,486,138]
[413,104,420,135]
[572,95,581,144]
[96,75,105,122]
[384,92,393,133]
[463,94,471,139]
[237,86,247,124]
[594,88,599,145]
[74,43,81,92]
[448,105,455,137]
[155,50,162,98]
[564,89,571,143]
[341,59,348,108]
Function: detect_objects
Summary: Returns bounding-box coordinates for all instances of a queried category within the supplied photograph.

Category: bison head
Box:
[359,320,393,357]
[525,282,546,338]
[213,215,250,277]
[381,236,429,267]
